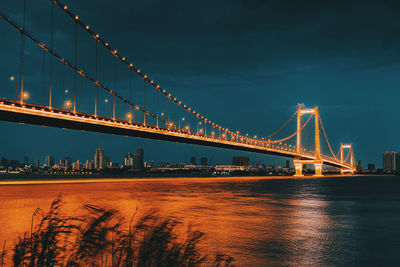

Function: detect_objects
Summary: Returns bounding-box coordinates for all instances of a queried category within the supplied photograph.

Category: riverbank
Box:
[0,173,377,186]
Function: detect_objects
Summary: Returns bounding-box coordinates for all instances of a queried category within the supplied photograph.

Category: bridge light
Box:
[65,100,72,108]
[22,91,29,99]
[65,89,69,93]
[126,113,132,119]
[9,76,14,81]
[182,117,185,121]
[104,99,109,103]
[64,5,68,10]
[161,112,164,116]
[211,131,215,136]
[185,125,189,130]
[85,25,89,30]
[75,16,79,20]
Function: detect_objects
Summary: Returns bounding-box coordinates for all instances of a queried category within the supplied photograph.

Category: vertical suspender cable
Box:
[95,41,98,116]
[113,56,116,119]
[156,88,159,127]
[143,79,146,124]
[178,105,180,130]
[73,21,77,112]
[41,50,46,105]
[168,98,170,127]
[129,67,132,121]
[49,0,54,108]
[80,77,83,112]
[62,63,65,107]
[19,0,27,103]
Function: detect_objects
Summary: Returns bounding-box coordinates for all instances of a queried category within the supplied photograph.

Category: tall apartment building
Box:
[45,155,54,168]
[383,152,400,172]
[94,148,108,170]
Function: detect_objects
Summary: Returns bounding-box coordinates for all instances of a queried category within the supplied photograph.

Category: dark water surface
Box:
[0,175,399,266]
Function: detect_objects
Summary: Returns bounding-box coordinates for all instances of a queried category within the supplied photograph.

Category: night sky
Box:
[0,0,399,167]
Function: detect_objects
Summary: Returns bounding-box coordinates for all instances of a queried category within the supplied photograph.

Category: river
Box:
[0,175,399,266]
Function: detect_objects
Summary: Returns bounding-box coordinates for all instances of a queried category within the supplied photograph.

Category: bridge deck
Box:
[0,98,354,170]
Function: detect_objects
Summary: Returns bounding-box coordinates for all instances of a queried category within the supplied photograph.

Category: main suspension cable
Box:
[319,115,337,160]
[0,11,176,130]
[267,114,314,144]
[260,111,296,141]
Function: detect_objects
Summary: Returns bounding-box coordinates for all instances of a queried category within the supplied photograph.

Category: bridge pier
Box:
[293,159,324,177]
[293,160,303,176]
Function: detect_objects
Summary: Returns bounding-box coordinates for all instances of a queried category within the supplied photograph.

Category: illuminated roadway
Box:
[0,98,354,171]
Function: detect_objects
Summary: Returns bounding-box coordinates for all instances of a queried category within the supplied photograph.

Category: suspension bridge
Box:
[0,0,356,176]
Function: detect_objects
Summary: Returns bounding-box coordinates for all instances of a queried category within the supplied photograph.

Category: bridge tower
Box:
[339,144,355,174]
[293,105,323,176]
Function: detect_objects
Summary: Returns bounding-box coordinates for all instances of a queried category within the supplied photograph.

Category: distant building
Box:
[190,157,196,165]
[124,152,134,168]
[0,157,7,169]
[33,159,40,169]
[65,157,72,169]
[134,149,144,170]
[84,160,93,170]
[201,157,207,166]
[232,156,249,166]
[215,165,245,172]
[45,155,54,168]
[23,156,29,165]
[383,152,400,172]
[94,148,108,170]
[357,160,363,172]
[368,163,375,171]
[72,160,81,171]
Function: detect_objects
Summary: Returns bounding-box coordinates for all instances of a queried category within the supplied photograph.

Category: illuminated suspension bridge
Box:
[0,0,355,175]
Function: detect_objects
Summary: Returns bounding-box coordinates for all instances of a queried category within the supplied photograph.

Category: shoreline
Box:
[0,174,383,186]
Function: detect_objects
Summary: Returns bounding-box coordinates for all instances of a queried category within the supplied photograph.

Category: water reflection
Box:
[1,176,400,265]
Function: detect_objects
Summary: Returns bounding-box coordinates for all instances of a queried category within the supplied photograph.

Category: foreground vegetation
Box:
[0,196,234,266]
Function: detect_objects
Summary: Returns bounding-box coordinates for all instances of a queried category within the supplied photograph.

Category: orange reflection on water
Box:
[0,176,338,265]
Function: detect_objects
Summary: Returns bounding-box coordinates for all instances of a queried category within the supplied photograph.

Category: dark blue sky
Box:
[0,0,399,167]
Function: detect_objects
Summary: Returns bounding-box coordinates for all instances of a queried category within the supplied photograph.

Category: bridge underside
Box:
[0,108,297,157]
[0,99,354,171]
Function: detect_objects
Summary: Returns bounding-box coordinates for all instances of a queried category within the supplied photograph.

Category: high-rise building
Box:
[190,157,196,165]
[124,152,134,168]
[45,155,54,168]
[357,160,363,172]
[134,149,144,170]
[383,152,400,173]
[85,160,93,170]
[232,156,249,166]
[94,148,107,170]
[65,157,72,169]
[33,159,40,169]
[72,160,81,171]
[201,157,208,166]
[23,156,29,165]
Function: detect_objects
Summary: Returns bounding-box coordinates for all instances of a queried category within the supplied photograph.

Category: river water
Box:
[0,175,399,266]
